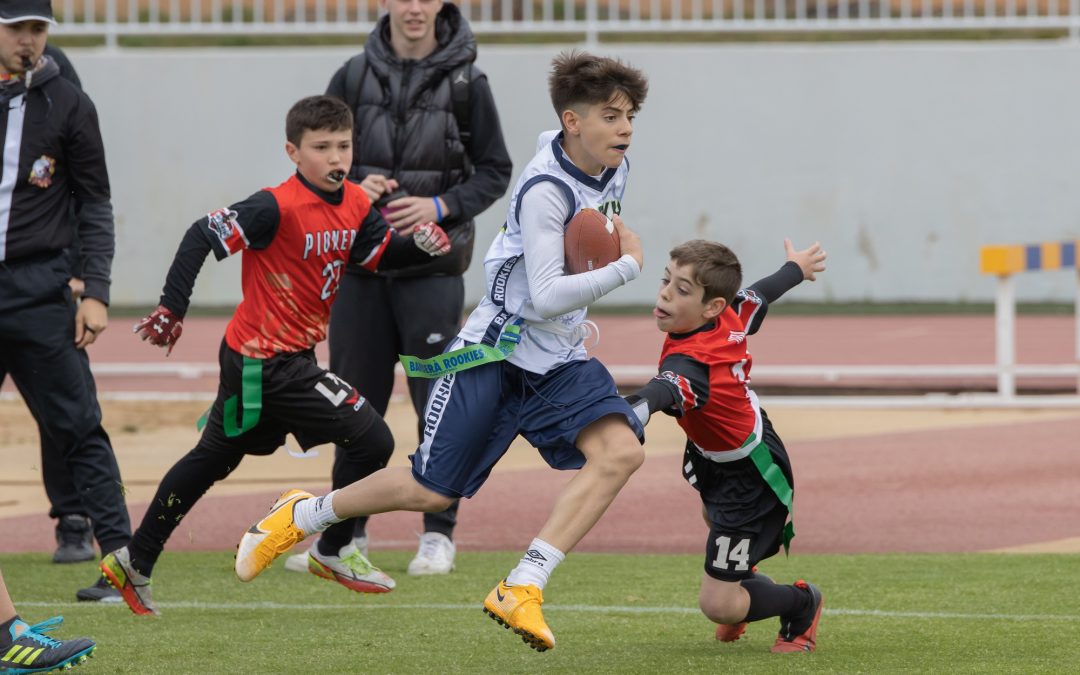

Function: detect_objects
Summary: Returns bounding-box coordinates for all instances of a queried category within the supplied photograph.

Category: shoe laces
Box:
[339,549,377,575]
[16,617,65,649]
[417,533,450,560]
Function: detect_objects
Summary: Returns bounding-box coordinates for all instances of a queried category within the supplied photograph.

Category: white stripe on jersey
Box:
[0,95,27,261]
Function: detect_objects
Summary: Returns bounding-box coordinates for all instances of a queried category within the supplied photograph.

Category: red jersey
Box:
[657,289,767,460]
[205,175,391,358]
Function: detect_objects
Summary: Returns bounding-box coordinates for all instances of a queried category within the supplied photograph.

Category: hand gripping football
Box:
[564,208,621,274]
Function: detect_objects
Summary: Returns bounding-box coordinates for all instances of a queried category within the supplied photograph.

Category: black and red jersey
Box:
[656,289,768,459]
[205,175,391,358]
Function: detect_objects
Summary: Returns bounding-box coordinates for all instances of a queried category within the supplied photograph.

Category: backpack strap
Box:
[343,53,368,112]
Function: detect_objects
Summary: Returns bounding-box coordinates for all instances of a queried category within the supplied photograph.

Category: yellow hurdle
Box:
[979,240,1080,398]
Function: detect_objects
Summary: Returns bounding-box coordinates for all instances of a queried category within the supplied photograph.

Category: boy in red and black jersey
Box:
[98,96,451,616]
[625,238,829,654]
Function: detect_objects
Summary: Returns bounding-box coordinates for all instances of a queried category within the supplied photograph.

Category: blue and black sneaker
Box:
[0,616,96,673]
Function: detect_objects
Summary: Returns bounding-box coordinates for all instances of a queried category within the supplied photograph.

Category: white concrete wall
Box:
[69,42,1080,307]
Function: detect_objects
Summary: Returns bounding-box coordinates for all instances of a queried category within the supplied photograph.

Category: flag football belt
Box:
[699,433,796,553]
[745,436,796,553]
[400,255,524,379]
[196,356,263,437]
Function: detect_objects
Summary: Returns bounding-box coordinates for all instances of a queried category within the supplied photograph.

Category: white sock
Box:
[292,490,343,536]
[505,538,565,590]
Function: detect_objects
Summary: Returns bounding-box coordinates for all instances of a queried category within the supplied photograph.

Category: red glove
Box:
[133,304,183,356]
[413,222,451,256]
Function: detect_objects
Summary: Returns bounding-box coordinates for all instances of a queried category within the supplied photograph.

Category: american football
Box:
[564,208,621,274]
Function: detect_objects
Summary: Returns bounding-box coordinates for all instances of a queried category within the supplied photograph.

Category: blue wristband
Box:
[433,197,444,223]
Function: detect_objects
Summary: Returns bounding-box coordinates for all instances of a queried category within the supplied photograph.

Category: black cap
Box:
[0,0,56,25]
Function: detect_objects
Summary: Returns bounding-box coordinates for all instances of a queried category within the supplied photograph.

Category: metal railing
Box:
[53,1,1080,46]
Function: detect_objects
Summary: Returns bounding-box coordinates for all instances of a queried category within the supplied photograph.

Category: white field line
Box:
[5,391,1080,408]
[12,600,1080,622]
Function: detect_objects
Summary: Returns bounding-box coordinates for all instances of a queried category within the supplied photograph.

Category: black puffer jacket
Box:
[327,2,512,277]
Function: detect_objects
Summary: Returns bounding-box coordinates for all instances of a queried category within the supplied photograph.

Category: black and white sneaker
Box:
[74,576,121,604]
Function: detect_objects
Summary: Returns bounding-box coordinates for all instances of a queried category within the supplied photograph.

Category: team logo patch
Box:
[27,155,55,188]
[737,288,761,305]
[727,331,746,343]
[206,208,246,254]
[659,370,698,412]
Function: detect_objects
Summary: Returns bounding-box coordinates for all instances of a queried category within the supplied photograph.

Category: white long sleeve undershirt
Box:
[517,181,640,320]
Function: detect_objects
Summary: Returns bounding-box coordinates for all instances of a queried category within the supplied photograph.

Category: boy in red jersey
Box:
[98,96,451,616]
[624,238,828,653]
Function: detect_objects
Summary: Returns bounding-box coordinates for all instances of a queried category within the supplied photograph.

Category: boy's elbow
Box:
[533,302,562,320]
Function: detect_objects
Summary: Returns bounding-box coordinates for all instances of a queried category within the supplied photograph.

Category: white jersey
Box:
[458,130,641,374]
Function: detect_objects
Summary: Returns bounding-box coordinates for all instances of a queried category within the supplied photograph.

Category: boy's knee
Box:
[580,416,645,475]
[341,417,395,465]
[608,441,645,475]
[699,579,749,625]
[699,597,745,625]
[406,480,455,512]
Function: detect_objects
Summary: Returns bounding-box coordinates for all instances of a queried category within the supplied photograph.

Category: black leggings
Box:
[127,417,394,577]
[328,272,464,539]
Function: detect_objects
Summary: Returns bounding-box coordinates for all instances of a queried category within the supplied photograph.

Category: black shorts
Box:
[683,410,794,582]
[199,340,380,455]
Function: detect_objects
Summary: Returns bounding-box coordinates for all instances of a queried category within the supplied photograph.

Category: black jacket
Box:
[326,2,512,277]
[0,55,115,304]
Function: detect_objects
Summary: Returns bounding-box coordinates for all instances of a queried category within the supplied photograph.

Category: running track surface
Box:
[2,314,1078,555]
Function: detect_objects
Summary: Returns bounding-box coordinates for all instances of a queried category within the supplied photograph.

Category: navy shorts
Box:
[683,409,794,582]
[199,340,380,455]
[410,353,644,499]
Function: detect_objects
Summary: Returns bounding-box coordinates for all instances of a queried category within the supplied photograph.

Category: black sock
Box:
[0,615,21,646]
[317,537,344,557]
[741,577,810,623]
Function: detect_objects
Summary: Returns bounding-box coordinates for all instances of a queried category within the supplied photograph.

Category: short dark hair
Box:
[548,50,649,119]
[285,96,353,146]
[669,240,743,305]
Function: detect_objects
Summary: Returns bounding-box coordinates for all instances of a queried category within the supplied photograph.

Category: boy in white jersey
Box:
[235,51,649,652]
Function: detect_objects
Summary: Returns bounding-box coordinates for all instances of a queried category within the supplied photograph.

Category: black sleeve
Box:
[347,208,435,270]
[64,92,114,303]
[199,190,281,260]
[628,353,711,419]
[160,191,280,316]
[158,223,213,318]
[76,202,115,304]
[747,261,804,304]
[439,74,513,226]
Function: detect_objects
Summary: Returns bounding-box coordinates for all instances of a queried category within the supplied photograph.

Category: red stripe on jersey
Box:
[359,229,392,272]
[734,288,764,331]
[206,207,247,256]
[669,371,698,412]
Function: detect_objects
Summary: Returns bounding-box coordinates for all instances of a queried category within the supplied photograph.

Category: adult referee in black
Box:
[0,0,131,600]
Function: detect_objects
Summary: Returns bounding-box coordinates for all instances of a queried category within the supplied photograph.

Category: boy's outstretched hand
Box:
[133,305,184,356]
[612,214,643,271]
[414,222,451,256]
[785,238,827,281]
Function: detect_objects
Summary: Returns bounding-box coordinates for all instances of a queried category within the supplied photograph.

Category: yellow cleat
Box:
[482,580,555,651]
[235,489,313,582]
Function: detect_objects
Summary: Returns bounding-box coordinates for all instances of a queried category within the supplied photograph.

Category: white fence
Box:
[53,1,1080,45]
